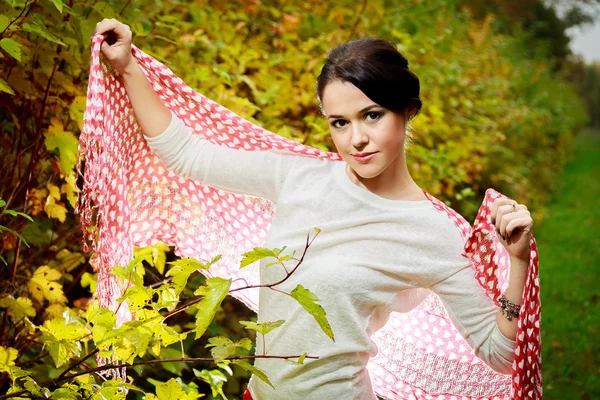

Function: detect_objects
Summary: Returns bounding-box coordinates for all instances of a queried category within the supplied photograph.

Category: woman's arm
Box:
[120,57,172,138]
[428,262,516,374]
[144,111,301,201]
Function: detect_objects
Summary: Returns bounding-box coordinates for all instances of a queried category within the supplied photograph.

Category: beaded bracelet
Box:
[498,294,521,321]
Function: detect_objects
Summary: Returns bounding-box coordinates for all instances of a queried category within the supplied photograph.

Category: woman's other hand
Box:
[93,18,134,74]
[490,197,534,262]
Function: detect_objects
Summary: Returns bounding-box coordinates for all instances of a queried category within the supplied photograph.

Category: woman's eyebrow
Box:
[327,104,379,119]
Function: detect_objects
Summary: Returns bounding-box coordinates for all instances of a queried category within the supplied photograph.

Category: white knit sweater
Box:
[144,111,516,400]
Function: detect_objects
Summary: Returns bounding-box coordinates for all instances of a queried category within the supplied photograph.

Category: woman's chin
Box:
[347,164,384,180]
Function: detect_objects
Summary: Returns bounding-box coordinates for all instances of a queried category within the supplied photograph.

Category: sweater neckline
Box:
[333,162,434,210]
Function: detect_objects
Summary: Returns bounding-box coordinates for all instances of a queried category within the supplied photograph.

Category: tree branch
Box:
[1,353,317,400]
[164,229,319,320]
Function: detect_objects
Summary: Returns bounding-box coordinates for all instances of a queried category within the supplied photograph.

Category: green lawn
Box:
[536,129,600,399]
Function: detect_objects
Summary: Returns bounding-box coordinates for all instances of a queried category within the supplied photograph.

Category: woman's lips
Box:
[352,152,377,162]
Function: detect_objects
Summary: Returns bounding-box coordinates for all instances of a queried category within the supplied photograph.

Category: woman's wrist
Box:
[120,57,139,77]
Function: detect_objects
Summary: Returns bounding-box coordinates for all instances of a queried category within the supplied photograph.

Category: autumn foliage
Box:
[0,0,589,398]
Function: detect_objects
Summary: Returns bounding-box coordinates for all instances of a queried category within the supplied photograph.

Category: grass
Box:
[536,129,600,399]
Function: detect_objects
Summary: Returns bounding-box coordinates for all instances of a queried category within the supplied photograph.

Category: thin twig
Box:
[1,353,318,400]
[56,348,99,381]
[164,230,319,320]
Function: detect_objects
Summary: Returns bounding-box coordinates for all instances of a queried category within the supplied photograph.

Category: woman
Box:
[92,18,534,400]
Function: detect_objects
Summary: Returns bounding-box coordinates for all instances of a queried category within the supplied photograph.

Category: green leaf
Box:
[0,346,30,381]
[51,0,63,13]
[232,360,274,389]
[22,15,66,46]
[87,305,116,344]
[92,378,141,400]
[0,295,36,322]
[23,377,50,397]
[81,272,97,292]
[0,225,30,248]
[290,285,334,341]
[118,286,152,312]
[193,277,231,339]
[0,15,9,32]
[154,322,186,347]
[39,317,88,367]
[193,368,228,399]
[239,319,285,336]
[0,38,22,62]
[152,378,199,400]
[155,286,179,311]
[52,387,80,400]
[205,336,252,362]
[166,258,211,295]
[240,247,286,268]
[92,2,118,19]
[44,120,78,174]
[0,77,14,95]
[285,352,307,365]
[21,220,52,248]
[2,209,34,222]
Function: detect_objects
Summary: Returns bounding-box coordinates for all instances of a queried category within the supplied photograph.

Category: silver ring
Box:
[511,203,517,212]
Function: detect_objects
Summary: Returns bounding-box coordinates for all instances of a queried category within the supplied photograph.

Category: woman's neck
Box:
[345,154,426,201]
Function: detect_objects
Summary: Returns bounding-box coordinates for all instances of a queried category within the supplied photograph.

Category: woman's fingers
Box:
[499,210,529,238]
[506,216,533,238]
[490,198,530,239]
[94,18,132,41]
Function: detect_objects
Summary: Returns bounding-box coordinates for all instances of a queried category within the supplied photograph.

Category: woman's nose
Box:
[350,125,369,147]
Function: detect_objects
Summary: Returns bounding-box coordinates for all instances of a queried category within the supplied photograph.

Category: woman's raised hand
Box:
[93,18,134,74]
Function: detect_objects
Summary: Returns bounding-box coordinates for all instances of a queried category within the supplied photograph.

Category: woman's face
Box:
[321,80,409,181]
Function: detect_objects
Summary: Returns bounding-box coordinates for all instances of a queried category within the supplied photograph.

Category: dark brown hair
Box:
[316,37,422,119]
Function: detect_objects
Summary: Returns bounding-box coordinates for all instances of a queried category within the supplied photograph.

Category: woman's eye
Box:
[366,111,381,121]
[332,120,348,129]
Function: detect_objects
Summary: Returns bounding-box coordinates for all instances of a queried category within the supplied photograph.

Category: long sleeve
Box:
[143,110,300,202]
[428,262,516,374]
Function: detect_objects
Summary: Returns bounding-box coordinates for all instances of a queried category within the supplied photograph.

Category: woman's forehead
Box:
[321,81,377,116]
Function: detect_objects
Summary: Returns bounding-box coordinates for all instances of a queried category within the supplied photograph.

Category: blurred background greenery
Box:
[0,0,598,398]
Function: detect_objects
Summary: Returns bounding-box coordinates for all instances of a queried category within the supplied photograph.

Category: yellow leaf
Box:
[47,184,61,201]
[28,266,67,304]
[44,303,67,319]
[27,188,49,217]
[44,195,67,223]
[52,249,85,272]
[61,172,80,208]
[0,346,18,368]
[0,295,36,322]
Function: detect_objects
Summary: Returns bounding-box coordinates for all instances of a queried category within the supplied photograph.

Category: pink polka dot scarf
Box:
[77,35,542,399]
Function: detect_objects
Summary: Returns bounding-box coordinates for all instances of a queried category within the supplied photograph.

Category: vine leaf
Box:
[0,346,30,381]
[0,77,14,95]
[284,352,307,365]
[166,257,212,295]
[239,319,285,336]
[0,38,23,62]
[193,277,231,338]
[290,285,334,341]
[232,360,274,389]
[44,119,78,175]
[240,247,287,268]
[148,378,200,400]
[27,266,67,303]
[39,316,88,367]
[0,295,36,322]
[193,368,228,399]
[205,336,252,362]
